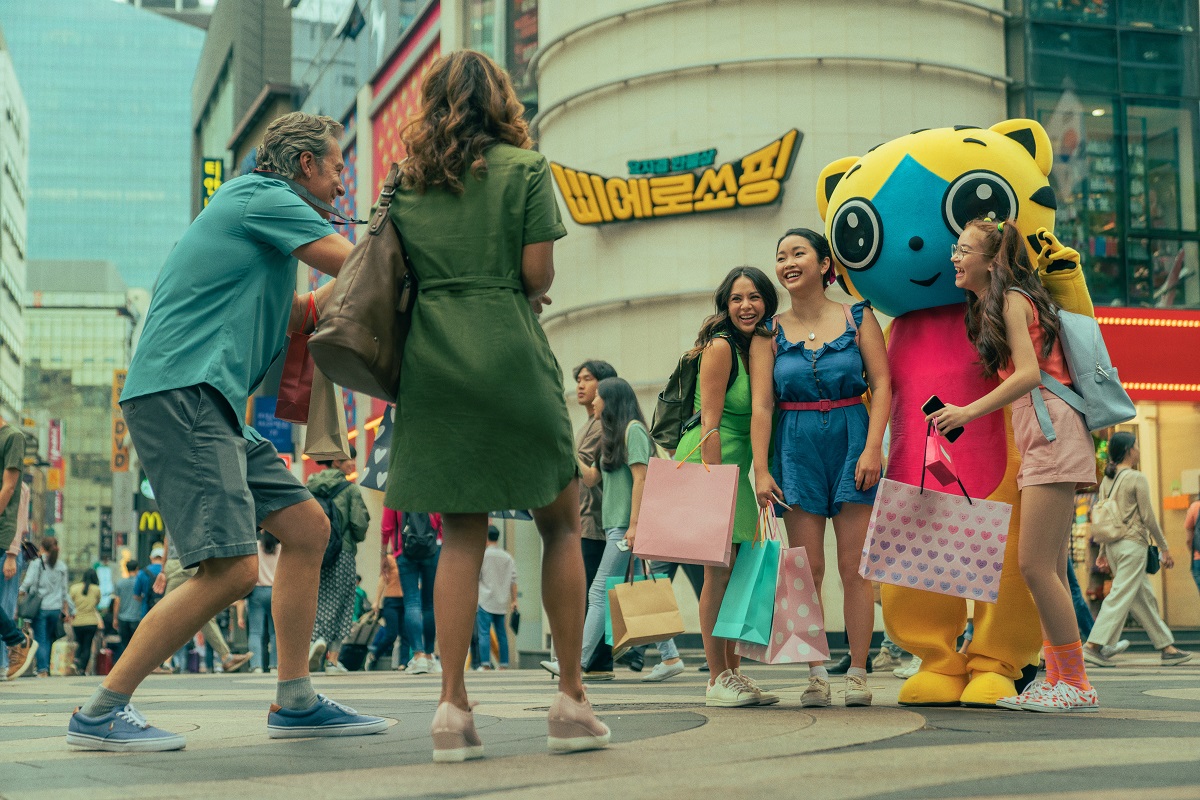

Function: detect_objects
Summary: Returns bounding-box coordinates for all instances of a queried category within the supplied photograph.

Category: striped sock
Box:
[1042,641,1059,685]
[1047,641,1091,691]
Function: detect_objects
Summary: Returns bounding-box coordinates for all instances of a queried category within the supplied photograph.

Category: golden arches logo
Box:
[138,511,163,532]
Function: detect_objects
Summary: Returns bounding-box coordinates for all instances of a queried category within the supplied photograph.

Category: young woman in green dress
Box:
[674,267,779,707]
[386,50,608,762]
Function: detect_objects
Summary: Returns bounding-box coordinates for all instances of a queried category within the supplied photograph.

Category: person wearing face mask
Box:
[751,228,891,709]
[673,267,780,706]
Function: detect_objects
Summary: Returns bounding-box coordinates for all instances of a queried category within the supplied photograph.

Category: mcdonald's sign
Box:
[139,511,163,532]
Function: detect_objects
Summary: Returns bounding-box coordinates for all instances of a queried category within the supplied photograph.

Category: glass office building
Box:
[1007,1,1200,308]
[0,1,203,290]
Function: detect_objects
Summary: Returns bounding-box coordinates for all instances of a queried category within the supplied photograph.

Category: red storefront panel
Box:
[1098,307,1200,402]
[371,6,440,197]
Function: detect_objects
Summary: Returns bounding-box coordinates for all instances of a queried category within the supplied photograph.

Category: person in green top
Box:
[673,267,780,708]
[576,378,685,683]
[383,50,608,763]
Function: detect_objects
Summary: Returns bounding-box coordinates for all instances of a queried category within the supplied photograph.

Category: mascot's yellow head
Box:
[817,120,1057,318]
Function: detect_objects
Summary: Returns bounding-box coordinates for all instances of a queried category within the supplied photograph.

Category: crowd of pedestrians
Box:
[0,48,1196,766]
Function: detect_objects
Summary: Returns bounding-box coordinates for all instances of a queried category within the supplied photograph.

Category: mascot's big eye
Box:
[830,198,883,271]
[943,171,1018,234]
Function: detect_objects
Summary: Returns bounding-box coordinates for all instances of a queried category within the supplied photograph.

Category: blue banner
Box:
[253,397,294,454]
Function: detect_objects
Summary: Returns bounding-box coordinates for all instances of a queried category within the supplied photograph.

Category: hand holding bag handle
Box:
[921,421,974,506]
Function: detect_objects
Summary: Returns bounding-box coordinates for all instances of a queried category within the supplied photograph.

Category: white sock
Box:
[847,667,867,679]
[809,665,829,680]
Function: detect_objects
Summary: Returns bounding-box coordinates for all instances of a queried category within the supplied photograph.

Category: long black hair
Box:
[81,568,99,594]
[1105,431,1137,479]
[597,377,647,472]
[688,266,778,361]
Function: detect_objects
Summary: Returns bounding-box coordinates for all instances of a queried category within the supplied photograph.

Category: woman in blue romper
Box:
[749,228,891,709]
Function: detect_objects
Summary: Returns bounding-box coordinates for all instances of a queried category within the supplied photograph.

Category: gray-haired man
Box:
[68,113,386,751]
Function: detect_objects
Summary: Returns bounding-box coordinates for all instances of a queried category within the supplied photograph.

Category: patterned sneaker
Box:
[67,704,186,752]
[800,676,831,708]
[705,670,757,708]
[996,680,1053,711]
[267,694,389,738]
[1021,681,1099,713]
[893,655,922,679]
[732,672,780,706]
[845,674,872,707]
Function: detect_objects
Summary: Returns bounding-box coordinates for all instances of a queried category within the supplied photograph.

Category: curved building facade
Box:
[534,0,1008,410]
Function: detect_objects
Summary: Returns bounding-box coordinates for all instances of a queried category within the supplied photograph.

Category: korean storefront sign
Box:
[112,370,128,472]
[550,129,802,226]
[202,158,224,208]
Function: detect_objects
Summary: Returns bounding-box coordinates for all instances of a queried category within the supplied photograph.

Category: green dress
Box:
[674,342,758,544]
[384,144,573,513]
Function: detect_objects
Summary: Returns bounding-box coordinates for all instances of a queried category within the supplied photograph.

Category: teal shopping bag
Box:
[604,571,650,645]
[712,509,780,645]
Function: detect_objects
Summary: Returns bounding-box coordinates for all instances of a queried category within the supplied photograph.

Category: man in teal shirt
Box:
[68,112,386,752]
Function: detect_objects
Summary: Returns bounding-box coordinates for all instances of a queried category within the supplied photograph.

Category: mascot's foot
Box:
[960,671,1018,708]
[897,670,968,706]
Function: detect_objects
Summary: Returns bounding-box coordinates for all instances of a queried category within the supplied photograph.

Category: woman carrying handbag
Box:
[1082,432,1191,668]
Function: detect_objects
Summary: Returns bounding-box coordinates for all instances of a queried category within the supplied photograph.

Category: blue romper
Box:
[772,301,876,517]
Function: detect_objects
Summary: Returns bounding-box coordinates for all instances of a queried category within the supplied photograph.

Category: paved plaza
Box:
[2,652,1198,800]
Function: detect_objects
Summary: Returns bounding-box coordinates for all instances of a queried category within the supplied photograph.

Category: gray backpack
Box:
[1015,292,1135,441]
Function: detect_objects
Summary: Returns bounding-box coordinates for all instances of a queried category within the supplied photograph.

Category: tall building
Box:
[0,27,27,423]
[25,260,135,571]
[0,1,204,289]
[120,0,214,30]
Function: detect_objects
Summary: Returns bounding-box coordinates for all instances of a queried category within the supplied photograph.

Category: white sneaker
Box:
[893,655,922,679]
[325,662,350,674]
[641,660,685,682]
[801,676,831,708]
[430,658,442,674]
[705,670,757,707]
[844,673,872,707]
[308,638,327,672]
[871,650,902,671]
[731,672,779,706]
[539,659,561,678]
[1100,639,1131,660]
[407,656,431,675]
[251,668,263,674]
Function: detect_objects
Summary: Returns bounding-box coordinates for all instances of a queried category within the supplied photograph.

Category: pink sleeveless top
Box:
[998,292,1071,385]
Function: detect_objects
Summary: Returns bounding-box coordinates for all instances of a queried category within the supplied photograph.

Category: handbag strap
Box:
[922,422,974,505]
[676,428,720,472]
[623,553,652,584]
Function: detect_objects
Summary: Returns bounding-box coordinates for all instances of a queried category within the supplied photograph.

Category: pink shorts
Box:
[1012,389,1098,490]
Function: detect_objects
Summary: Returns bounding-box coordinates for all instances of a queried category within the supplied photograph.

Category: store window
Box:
[467,0,496,58]
[1027,0,1113,24]
[1126,239,1200,307]
[1120,31,1193,96]
[1031,92,1125,303]
[1126,102,1198,233]
[1119,0,1196,30]
[1030,24,1118,92]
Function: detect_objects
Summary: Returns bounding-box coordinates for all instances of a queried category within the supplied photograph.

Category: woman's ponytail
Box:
[1105,431,1136,479]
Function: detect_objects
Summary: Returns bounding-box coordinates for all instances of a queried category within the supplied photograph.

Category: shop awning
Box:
[1097,308,1200,402]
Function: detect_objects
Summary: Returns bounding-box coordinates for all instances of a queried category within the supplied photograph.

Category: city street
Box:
[2,651,1199,799]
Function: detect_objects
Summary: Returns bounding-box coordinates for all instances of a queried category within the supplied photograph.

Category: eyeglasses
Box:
[950,244,977,258]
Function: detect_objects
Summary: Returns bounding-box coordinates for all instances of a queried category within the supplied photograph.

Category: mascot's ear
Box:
[816,156,860,221]
[990,119,1053,177]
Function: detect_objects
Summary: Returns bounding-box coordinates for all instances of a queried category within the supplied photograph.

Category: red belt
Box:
[779,397,863,413]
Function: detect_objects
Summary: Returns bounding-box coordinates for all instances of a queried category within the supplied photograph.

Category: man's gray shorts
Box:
[122,383,312,569]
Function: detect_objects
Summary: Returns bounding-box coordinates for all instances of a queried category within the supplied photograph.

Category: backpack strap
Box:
[1029,370,1086,442]
[770,315,780,356]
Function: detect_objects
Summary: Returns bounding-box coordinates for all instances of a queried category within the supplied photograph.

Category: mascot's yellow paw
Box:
[960,671,1017,707]
[897,670,968,706]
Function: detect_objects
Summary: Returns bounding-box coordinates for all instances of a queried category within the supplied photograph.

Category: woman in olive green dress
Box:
[674,267,778,705]
[387,51,608,762]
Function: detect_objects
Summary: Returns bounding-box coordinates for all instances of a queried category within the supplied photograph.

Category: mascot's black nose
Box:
[909,236,924,251]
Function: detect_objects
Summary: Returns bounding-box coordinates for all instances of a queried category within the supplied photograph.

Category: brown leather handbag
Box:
[309,163,414,402]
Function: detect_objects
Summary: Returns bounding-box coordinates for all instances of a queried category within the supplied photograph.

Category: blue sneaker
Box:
[67,704,186,752]
[267,694,389,738]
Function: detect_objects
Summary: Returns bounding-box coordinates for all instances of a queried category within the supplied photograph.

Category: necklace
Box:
[790,311,822,341]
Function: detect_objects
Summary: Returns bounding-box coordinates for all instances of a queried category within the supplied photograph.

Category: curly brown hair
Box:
[963,218,1061,378]
[398,50,532,194]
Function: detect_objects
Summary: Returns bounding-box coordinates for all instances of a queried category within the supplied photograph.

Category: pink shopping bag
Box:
[634,430,737,568]
[859,425,1012,603]
[736,509,830,664]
